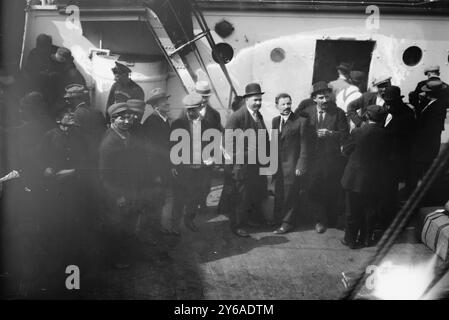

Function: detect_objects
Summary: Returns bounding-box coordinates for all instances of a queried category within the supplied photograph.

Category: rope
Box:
[341,143,449,299]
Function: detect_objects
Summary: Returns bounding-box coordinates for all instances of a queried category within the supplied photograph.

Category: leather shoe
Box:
[273,224,293,234]
[247,220,263,228]
[315,223,327,234]
[233,228,250,237]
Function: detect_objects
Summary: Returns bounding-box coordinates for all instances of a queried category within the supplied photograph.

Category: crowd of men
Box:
[1,34,448,277]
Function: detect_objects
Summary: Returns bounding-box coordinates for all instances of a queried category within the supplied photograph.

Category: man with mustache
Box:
[301,81,349,234]
[271,93,310,234]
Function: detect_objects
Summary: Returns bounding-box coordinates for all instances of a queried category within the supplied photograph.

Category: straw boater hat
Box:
[182,92,203,109]
[195,81,212,97]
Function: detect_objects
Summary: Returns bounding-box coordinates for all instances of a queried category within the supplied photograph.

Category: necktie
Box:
[318,110,324,129]
[254,111,264,130]
[280,118,285,133]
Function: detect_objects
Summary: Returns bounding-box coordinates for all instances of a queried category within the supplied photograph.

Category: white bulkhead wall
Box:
[193,10,449,141]
[21,8,187,120]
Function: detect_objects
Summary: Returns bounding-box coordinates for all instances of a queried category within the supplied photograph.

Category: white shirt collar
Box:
[247,106,259,119]
[156,110,168,122]
[376,95,385,106]
[280,112,291,121]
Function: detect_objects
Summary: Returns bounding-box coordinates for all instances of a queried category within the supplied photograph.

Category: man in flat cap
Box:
[99,102,157,268]
[224,83,270,237]
[409,65,449,109]
[64,83,106,158]
[347,74,392,128]
[106,62,144,116]
[409,79,449,192]
[170,92,214,233]
[341,105,392,248]
[143,88,176,234]
[301,81,349,234]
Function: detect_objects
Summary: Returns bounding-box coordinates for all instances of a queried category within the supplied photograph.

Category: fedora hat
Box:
[195,81,212,96]
[311,81,331,96]
[243,83,264,98]
[421,79,448,93]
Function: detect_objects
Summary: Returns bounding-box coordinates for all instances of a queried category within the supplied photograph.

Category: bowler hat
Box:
[64,83,88,99]
[127,99,145,115]
[112,62,131,74]
[243,83,264,98]
[108,102,129,117]
[336,62,352,73]
[382,86,403,102]
[424,65,440,75]
[366,104,387,123]
[146,87,170,104]
[311,81,331,96]
[182,92,203,109]
[421,79,448,93]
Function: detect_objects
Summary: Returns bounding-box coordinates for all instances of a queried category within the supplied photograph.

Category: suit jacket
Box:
[341,123,392,195]
[301,103,349,160]
[170,114,214,170]
[142,112,171,178]
[224,106,269,169]
[409,77,449,108]
[203,103,222,131]
[347,92,378,127]
[272,112,309,185]
[412,98,448,163]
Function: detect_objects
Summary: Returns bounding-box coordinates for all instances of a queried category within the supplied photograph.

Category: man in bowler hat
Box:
[224,82,270,237]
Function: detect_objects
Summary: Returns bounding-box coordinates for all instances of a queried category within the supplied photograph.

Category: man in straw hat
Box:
[170,92,214,233]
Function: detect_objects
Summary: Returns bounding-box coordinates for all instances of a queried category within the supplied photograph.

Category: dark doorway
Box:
[312,40,376,92]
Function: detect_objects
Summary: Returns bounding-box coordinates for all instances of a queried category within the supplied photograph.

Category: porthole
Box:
[270,47,285,63]
[402,46,422,66]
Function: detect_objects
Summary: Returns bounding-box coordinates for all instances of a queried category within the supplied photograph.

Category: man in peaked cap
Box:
[347,74,392,128]
[301,81,349,234]
[106,61,144,116]
[224,82,270,237]
[409,65,449,109]
[341,104,392,248]
[170,92,214,233]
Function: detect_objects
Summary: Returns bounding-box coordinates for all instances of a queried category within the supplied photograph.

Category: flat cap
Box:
[424,65,440,75]
[64,83,88,98]
[421,79,448,93]
[108,102,129,117]
[146,87,170,104]
[182,92,203,109]
[112,62,131,74]
[127,99,145,114]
